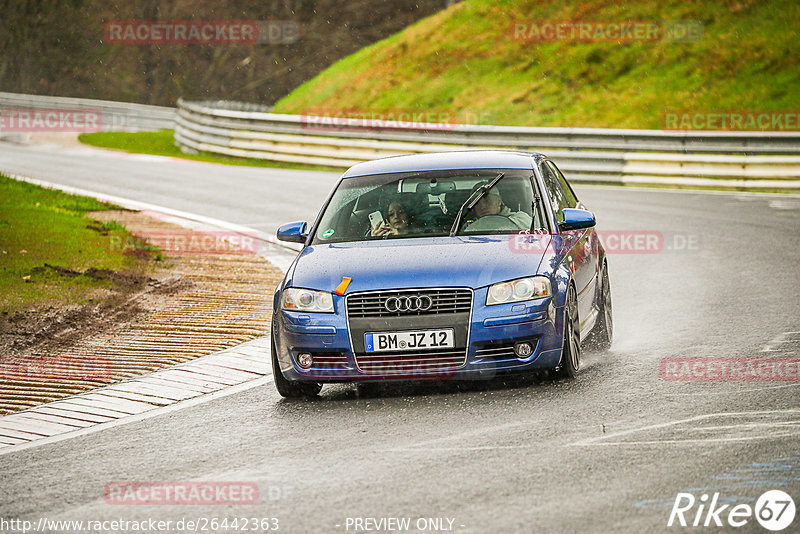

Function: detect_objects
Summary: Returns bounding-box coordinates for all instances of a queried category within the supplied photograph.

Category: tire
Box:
[555,285,581,379]
[586,263,613,351]
[271,334,322,399]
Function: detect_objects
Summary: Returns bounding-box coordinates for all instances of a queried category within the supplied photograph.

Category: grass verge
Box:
[0,174,161,315]
[273,0,800,129]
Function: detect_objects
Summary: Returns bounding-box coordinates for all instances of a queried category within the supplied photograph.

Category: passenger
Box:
[370,200,413,236]
[466,181,532,230]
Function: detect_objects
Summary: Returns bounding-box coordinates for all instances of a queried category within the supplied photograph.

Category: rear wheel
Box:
[555,285,581,379]
[586,263,613,351]
[271,334,322,399]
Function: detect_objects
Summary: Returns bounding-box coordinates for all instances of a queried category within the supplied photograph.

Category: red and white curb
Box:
[0,336,272,454]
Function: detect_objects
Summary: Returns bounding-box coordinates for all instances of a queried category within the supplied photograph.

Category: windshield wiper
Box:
[449,172,505,236]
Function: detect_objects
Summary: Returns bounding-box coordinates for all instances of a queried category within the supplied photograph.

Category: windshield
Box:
[311,169,546,244]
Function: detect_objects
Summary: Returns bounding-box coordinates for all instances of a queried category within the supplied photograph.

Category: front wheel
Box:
[555,285,581,379]
[271,334,322,399]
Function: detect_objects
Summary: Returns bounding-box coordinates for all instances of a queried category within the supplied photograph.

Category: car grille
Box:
[355,349,466,376]
[347,289,472,318]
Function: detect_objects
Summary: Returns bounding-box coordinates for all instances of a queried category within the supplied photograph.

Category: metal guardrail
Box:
[175,99,800,189]
[0,91,174,134]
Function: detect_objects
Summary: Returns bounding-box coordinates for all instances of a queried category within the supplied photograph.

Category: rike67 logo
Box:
[668,490,795,531]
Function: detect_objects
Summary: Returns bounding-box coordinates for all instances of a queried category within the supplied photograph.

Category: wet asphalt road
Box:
[0,141,799,533]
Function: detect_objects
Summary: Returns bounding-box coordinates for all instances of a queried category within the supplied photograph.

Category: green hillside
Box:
[273,0,800,129]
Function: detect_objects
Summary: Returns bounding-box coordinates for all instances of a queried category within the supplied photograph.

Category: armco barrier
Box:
[175,99,800,189]
[0,92,174,134]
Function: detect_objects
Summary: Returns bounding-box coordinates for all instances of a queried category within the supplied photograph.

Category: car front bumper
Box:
[273,287,565,383]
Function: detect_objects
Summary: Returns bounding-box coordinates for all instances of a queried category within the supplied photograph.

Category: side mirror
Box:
[277,221,309,243]
[559,208,596,231]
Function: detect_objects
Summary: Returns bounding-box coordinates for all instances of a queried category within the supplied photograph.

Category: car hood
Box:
[287,235,552,293]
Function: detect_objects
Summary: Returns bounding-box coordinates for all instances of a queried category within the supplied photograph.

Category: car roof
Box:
[340,150,546,178]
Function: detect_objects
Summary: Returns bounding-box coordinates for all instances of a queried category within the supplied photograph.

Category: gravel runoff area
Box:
[0,209,284,414]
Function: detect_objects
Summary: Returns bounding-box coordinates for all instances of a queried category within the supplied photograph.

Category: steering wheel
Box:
[464,215,519,232]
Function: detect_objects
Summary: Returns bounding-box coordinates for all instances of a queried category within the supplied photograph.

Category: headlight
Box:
[486,276,550,306]
[281,288,334,313]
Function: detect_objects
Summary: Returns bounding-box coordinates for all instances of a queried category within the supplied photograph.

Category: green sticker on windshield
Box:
[322,229,335,238]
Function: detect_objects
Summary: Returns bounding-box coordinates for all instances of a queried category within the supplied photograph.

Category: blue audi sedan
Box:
[272,150,612,397]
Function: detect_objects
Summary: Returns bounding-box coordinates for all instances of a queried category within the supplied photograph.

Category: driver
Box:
[467,181,532,230]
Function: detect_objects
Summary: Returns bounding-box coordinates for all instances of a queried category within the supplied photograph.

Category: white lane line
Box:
[571,433,800,446]
[6,174,257,232]
[663,383,800,396]
[769,199,800,209]
[569,409,800,447]
[386,445,530,452]
[761,331,800,353]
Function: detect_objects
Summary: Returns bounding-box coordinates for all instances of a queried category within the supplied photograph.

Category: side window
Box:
[540,162,568,222]
[548,161,578,208]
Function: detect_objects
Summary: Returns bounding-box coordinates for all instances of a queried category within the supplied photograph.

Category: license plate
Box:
[365,329,454,352]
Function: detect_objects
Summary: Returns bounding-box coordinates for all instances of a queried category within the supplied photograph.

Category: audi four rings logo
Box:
[384,295,433,313]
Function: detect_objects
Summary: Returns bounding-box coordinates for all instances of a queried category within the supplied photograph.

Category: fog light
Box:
[514,342,533,358]
[297,353,313,369]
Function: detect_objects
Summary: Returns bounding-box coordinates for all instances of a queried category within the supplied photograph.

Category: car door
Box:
[540,161,595,330]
